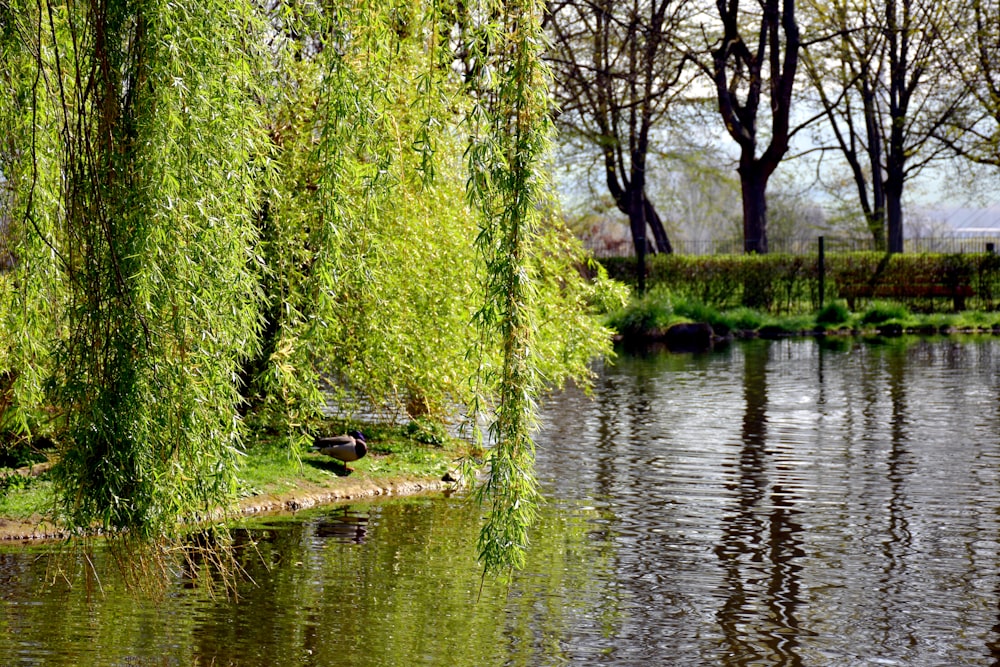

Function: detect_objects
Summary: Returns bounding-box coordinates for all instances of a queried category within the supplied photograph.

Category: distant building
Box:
[924,206,1000,237]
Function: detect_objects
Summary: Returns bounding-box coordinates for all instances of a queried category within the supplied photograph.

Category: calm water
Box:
[4,336,1000,665]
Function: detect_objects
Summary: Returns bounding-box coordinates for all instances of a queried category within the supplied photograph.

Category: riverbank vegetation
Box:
[601,250,1000,344]
[0,421,472,539]
[605,286,1000,346]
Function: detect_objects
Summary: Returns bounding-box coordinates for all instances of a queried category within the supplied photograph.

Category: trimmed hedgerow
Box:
[600,252,1000,313]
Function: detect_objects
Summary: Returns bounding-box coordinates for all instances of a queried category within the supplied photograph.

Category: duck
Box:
[312,430,368,469]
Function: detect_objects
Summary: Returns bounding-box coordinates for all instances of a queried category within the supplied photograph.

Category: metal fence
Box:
[586,236,1000,258]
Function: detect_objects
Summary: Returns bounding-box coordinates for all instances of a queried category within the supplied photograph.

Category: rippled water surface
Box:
[4,337,1000,665]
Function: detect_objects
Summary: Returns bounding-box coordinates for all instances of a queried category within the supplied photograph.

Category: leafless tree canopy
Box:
[936,0,1000,169]
[546,0,999,256]
[707,0,800,254]
[801,0,968,253]
[544,0,697,267]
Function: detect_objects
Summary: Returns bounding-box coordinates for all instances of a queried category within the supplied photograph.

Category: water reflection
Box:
[313,506,370,544]
[535,337,1000,664]
[4,338,1000,664]
[712,341,807,666]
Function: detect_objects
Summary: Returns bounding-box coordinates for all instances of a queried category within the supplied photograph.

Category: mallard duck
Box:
[313,430,367,468]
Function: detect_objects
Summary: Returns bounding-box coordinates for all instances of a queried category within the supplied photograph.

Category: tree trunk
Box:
[886,183,904,254]
[885,125,905,254]
[864,84,888,252]
[644,195,673,254]
[628,188,648,293]
[739,163,768,254]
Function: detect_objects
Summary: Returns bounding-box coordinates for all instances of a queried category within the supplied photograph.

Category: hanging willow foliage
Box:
[237,0,483,441]
[218,0,607,576]
[0,0,63,444]
[463,0,552,576]
[5,0,271,541]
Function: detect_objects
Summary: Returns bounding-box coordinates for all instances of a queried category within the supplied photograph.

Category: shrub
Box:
[861,302,910,325]
[816,300,851,325]
[605,287,674,336]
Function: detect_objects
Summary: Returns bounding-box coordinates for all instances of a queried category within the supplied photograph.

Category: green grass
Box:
[603,286,682,336]
[236,421,467,499]
[771,313,820,334]
[607,291,1000,340]
[0,472,55,522]
[671,297,722,325]
[816,300,851,326]
[0,422,470,528]
[716,306,770,332]
[860,301,911,326]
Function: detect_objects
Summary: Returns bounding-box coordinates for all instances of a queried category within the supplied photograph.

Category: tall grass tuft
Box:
[861,302,911,325]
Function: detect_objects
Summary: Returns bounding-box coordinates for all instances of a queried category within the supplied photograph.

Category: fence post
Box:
[818,235,826,310]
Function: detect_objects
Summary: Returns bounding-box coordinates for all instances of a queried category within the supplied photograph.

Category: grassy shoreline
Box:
[606,290,1000,345]
[0,423,474,542]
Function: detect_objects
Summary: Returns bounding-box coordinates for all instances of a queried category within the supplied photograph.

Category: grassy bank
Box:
[0,421,474,540]
[605,286,1000,342]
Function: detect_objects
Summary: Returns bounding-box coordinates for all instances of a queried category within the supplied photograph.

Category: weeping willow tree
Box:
[0,0,619,576]
[238,0,486,437]
[1,0,269,546]
[245,0,611,575]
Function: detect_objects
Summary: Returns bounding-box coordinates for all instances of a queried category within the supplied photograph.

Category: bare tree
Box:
[937,0,1000,169]
[544,0,694,286]
[703,0,801,254]
[801,0,966,253]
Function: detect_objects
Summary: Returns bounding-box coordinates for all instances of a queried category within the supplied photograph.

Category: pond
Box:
[3,336,1000,665]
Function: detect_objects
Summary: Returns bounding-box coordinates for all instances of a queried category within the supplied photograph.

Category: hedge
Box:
[599,252,1000,314]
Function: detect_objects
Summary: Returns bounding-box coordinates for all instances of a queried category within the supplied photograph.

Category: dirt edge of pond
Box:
[227,474,453,518]
[0,472,456,543]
